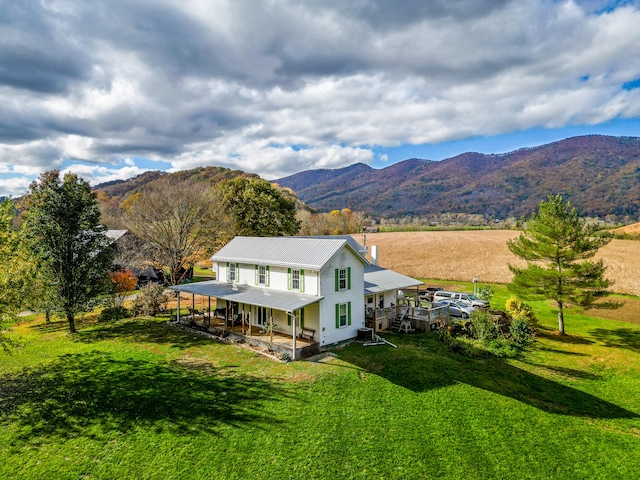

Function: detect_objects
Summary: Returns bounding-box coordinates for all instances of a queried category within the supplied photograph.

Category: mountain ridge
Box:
[276,135,640,219]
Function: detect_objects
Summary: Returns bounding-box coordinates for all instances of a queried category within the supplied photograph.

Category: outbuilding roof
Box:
[211,236,368,270]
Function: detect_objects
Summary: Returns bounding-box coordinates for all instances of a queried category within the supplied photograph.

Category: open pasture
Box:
[357,230,640,297]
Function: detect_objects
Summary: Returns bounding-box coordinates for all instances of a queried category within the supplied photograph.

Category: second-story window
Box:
[229,263,237,282]
[291,269,300,290]
[339,268,347,290]
[258,265,266,285]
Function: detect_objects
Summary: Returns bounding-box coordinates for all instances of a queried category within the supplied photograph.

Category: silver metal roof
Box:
[211,236,367,270]
[303,235,369,256]
[170,281,322,312]
[364,264,422,294]
[105,230,128,241]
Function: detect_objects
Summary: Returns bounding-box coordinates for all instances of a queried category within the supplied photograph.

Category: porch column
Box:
[269,312,273,343]
[241,306,245,335]
[177,293,181,322]
[291,312,297,360]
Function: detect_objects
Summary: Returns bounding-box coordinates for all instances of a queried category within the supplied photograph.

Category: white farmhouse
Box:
[170,236,422,359]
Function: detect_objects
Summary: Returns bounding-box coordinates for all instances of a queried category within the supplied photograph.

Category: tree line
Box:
[0,171,620,338]
[1,171,300,334]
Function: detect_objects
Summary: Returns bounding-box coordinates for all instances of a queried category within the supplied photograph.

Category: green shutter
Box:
[300,270,305,292]
[255,265,258,285]
[266,266,270,287]
[300,308,305,328]
[288,313,291,326]
[226,262,230,282]
[335,304,340,328]
[287,267,292,290]
[335,269,339,292]
[236,263,239,282]
[347,267,351,290]
[347,301,352,325]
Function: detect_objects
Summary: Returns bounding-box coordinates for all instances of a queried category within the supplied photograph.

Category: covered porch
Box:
[169,281,323,360]
[363,264,424,332]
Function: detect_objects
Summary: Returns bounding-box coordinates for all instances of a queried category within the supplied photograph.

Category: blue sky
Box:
[1,0,640,197]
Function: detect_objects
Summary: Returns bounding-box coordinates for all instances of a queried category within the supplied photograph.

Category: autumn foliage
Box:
[109,270,138,307]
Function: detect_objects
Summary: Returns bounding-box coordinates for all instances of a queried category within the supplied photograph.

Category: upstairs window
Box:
[258,265,266,285]
[335,267,351,291]
[229,263,237,282]
[287,268,304,291]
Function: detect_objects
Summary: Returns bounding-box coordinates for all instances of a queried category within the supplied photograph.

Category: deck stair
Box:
[392,307,413,333]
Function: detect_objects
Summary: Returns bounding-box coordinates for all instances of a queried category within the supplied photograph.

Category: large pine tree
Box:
[507,194,620,334]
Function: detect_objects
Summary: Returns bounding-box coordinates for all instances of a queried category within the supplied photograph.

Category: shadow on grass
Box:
[0,350,285,444]
[71,317,208,349]
[524,363,602,381]
[28,319,70,333]
[338,333,638,419]
[589,327,640,353]
[537,346,588,356]
[536,328,595,345]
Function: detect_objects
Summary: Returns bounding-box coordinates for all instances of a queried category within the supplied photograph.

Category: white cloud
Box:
[1,0,640,195]
[0,176,34,198]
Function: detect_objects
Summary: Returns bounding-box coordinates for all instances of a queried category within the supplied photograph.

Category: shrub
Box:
[476,285,494,301]
[108,270,138,308]
[469,310,502,342]
[98,306,131,322]
[133,283,169,317]
[486,337,520,357]
[505,297,536,324]
[510,318,534,348]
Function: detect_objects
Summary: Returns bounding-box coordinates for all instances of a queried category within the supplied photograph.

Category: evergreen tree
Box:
[23,171,114,333]
[507,194,620,334]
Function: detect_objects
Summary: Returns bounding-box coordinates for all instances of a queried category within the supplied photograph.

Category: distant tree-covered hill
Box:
[94,166,258,199]
[276,135,640,219]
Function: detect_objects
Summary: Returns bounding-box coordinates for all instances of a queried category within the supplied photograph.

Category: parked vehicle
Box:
[432,291,489,309]
[418,286,443,301]
[432,300,475,319]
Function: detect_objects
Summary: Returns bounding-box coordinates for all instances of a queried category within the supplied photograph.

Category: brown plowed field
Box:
[355,230,640,297]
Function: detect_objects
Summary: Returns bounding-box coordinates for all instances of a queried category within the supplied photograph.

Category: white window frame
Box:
[338,268,347,290]
[229,263,237,282]
[338,303,348,327]
[258,265,266,285]
[291,269,300,290]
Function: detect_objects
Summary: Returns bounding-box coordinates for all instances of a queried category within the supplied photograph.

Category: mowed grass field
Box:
[2,232,640,479]
[2,288,640,479]
[356,230,640,297]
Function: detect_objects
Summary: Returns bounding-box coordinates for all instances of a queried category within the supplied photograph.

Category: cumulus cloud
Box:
[1,0,640,195]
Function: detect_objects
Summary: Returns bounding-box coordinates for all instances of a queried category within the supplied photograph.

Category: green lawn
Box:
[1,287,639,479]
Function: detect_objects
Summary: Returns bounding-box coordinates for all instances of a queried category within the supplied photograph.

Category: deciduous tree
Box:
[108,270,138,308]
[123,176,220,285]
[0,200,31,329]
[507,194,620,334]
[219,177,300,238]
[23,171,114,333]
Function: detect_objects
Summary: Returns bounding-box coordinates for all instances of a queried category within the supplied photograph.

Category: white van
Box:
[432,291,489,309]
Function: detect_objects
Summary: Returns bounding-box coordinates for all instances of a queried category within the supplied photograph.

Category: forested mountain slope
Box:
[277,135,640,218]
